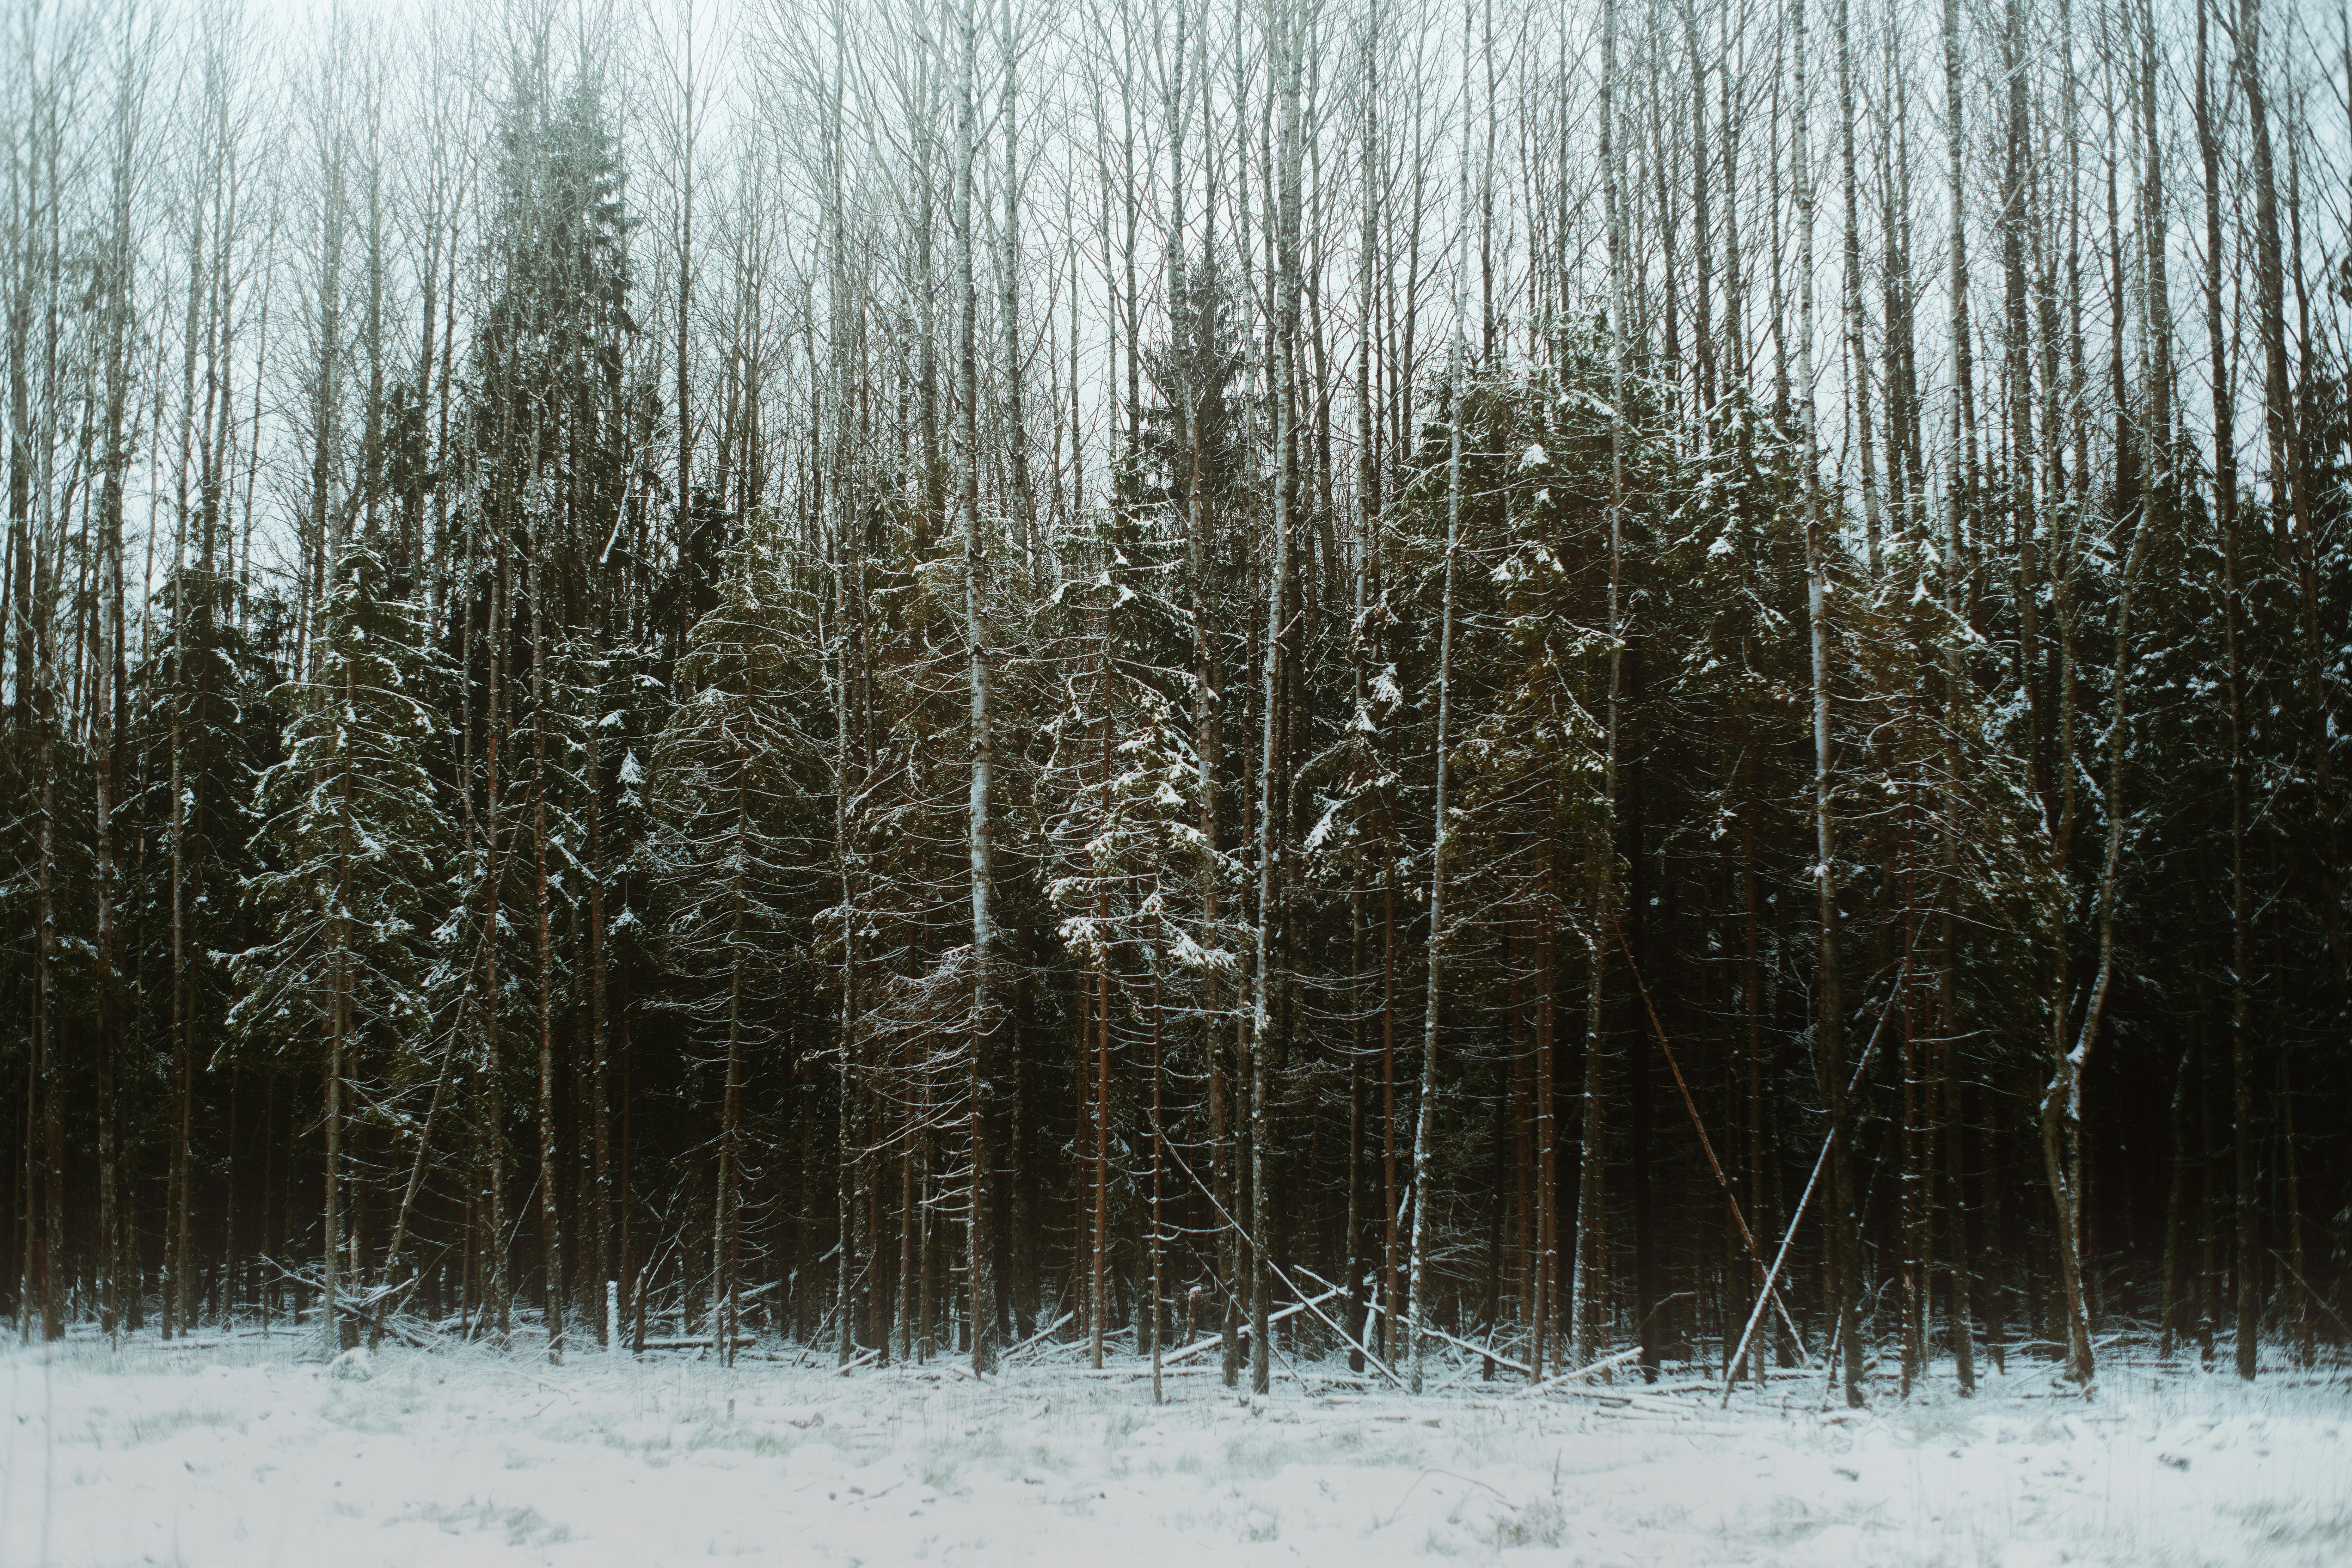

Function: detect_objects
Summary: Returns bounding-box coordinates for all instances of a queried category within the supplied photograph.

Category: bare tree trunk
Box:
[720,796,747,1369]
[2194,0,2254,1385]
[998,0,1035,561]
[588,711,610,1342]
[674,1,695,644]
[1150,969,1165,1400]
[2046,369,2158,1389]
[92,34,140,1340]
[1090,656,1111,1370]
[2236,2,2329,986]
[1408,106,1467,1396]
[2009,0,2095,1393]
[1244,0,1307,1400]
[1382,859,1400,1363]
[1574,0,1626,1378]
[1533,830,1557,1379]
[956,0,999,1379]
[2159,1039,2191,1359]
[165,145,208,1343]
[325,622,361,1354]
[1792,0,1860,1409]
[2281,1052,2309,1366]
[34,586,57,1345]
[1836,0,1880,575]
[1939,0,1978,1401]
[1682,0,1715,412]
[483,520,511,1345]
[532,552,562,1362]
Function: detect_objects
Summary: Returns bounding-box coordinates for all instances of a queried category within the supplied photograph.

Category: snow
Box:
[4,1335,2346,1567]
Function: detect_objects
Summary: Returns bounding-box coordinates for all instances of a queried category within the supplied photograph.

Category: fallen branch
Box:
[1517,1346,1644,1396]
[1610,908,1811,1366]
[324,1294,436,1349]
[1283,1266,1407,1387]
[1156,1139,1406,1389]
[1002,1311,1077,1363]
[1159,1284,1348,1366]
[1414,1320,1534,1378]
[1720,932,1920,1408]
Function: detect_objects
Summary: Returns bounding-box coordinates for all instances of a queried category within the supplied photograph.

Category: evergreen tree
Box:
[232,548,453,1349]
[648,536,827,1364]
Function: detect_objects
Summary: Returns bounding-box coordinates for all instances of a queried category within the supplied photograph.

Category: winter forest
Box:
[5,0,2352,1491]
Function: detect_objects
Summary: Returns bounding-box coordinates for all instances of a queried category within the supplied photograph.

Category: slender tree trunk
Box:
[34,601,58,1344]
[1837,0,1880,575]
[1574,0,1626,1377]
[2159,1038,2191,1359]
[1245,0,1306,1399]
[956,0,999,1378]
[532,557,562,1363]
[1533,830,1557,1380]
[588,711,610,1342]
[92,66,136,1341]
[1409,192,1466,1400]
[483,525,511,1344]
[1793,0,1861,1408]
[2195,0,2254,1385]
[1382,860,1400,1362]
[1090,657,1111,1370]
[720,797,747,1370]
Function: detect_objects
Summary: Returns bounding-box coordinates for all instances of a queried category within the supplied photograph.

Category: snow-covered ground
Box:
[3,1333,2345,1567]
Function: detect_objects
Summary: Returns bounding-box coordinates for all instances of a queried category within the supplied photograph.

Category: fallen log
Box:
[637,1335,757,1351]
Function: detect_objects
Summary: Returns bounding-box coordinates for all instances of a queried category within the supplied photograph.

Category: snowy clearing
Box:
[3,1338,2346,1568]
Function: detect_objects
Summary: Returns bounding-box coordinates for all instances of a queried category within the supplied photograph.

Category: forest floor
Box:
[2,1328,2346,1567]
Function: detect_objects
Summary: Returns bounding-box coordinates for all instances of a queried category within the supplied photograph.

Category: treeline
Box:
[2,0,2345,1399]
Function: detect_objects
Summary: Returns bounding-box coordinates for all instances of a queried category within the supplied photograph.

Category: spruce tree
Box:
[233,547,453,1350]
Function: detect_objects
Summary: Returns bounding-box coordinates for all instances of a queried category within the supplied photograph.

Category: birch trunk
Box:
[956,0,1000,1378]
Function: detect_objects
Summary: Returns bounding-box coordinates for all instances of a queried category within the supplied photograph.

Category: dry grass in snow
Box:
[2,1335,2346,1566]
